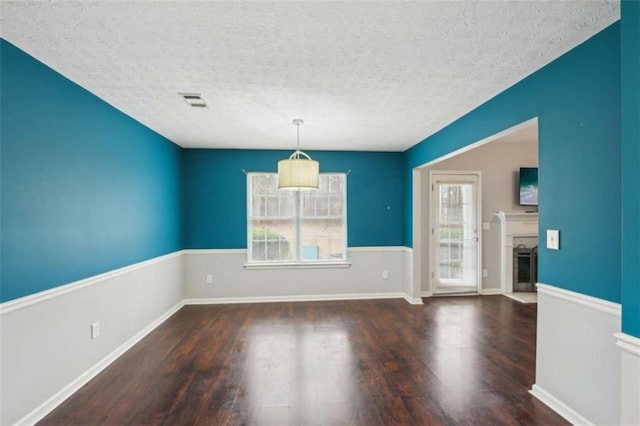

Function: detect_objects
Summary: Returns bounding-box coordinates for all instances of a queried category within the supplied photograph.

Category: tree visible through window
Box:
[247,173,347,263]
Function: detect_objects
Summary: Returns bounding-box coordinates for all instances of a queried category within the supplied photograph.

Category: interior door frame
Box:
[429,170,483,295]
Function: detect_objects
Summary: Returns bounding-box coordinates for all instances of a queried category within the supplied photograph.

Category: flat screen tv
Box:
[519,167,538,206]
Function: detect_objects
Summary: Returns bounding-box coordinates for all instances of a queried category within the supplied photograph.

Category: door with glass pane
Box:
[430,172,481,294]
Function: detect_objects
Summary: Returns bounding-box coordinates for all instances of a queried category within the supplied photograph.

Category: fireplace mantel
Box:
[495,211,539,293]
[495,211,538,222]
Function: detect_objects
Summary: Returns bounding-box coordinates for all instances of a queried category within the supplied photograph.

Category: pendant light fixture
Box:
[277,119,319,190]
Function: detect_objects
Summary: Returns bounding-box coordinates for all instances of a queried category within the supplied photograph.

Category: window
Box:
[247,173,347,264]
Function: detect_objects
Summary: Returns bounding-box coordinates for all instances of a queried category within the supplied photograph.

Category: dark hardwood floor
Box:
[39,296,568,425]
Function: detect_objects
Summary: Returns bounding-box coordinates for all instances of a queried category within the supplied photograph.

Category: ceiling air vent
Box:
[179,93,207,108]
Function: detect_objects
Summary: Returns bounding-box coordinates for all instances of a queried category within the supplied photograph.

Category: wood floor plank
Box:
[38,295,568,425]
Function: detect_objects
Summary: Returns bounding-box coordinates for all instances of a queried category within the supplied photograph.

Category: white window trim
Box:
[243,261,351,270]
[246,172,348,267]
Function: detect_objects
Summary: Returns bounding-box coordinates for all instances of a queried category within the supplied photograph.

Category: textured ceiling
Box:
[0,1,619,151]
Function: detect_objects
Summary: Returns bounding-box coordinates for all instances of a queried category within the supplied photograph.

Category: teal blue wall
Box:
[404,23,621,303]
[0,40,183,302]
[621,1,640,337]
[183,149,404,248]
[2,20,631,316]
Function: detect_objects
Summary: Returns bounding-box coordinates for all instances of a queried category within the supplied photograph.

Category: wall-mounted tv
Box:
[519,167,538,206]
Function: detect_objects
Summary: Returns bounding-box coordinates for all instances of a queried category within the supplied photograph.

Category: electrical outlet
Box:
[482,269,488,278]
[382,270,389,280]
[91,322,100,340]
[206,274,213,284]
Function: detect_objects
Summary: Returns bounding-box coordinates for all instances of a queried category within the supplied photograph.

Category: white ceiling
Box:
[0,1,619,152]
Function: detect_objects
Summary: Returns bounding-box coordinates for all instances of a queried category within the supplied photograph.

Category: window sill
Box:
[243,261,351,270]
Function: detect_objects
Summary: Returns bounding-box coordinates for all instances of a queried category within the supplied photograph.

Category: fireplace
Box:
[513,246,538,292]
[494,211,539,293]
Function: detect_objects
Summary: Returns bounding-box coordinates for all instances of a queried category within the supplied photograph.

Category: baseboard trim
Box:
[403,295,424,305]
[615,332,640,357]
[184,293,406,305]
[421,289,499,297]
[432,292,480,297]
[15,301,185,426]
[0,251,183,315]
[530,384,594,426]
[536,283,621,316]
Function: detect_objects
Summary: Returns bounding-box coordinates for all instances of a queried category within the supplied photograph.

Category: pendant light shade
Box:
[278,119,319,190]
[278,152,319,190]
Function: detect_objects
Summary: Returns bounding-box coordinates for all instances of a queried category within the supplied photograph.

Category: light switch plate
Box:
[547,229,560,250]
[483,222,490,231]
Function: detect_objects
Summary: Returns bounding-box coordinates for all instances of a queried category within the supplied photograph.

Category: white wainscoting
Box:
[0,252,184,426]
[615,332,640,425]
[0,246,415,425]
[182,247,411,303]
[532,283,621,425]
